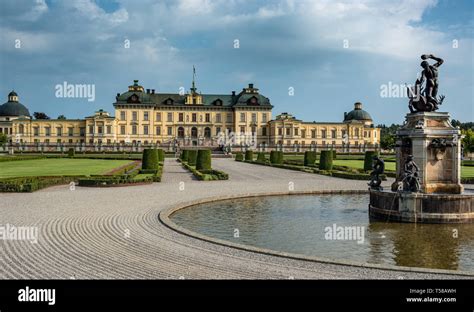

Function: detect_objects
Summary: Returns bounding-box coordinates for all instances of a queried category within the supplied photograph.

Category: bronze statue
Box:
[401,155,420,192]
[408,54,445,113]
[368,155,384,191]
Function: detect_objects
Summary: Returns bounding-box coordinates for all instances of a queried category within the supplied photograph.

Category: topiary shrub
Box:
[332,150,337,160]
[67,148,75,158]
[270,151,283,164]
[196,149,212,170]
[181,150,189,162]
[364,151,379,172]
[157,149,165,162]
[245,150,254,161]
[142,149,159,170]
[304,151,317,166]
[235,152,244,161]
[256,152,266,163]
[187,150,198,166]
[319,150,333,170]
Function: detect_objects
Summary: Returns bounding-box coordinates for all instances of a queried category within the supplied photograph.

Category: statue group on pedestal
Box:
[368,156,385,191]
[407,54,445,113]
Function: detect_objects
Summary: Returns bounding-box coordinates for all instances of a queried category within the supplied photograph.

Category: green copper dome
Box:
[344,102,372,122]
[0,91,30,117]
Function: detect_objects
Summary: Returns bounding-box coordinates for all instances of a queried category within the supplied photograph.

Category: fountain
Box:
[369,54,473,223]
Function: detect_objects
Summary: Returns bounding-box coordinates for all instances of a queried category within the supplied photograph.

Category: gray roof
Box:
[0,101,30,117]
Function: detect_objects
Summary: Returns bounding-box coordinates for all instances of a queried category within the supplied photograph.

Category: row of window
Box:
[277,140,364,146]
[28,127,86,137]
[276,128,375,139]
[119,126,268,137]
[119,111,268,123]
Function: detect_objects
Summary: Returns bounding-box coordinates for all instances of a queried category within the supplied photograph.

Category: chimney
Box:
[232,91,236,96]
[146,89,150,94]
[151,89,155,94]
[249,83,254,89]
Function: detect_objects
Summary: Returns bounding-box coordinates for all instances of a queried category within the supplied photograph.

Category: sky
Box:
[0,0,473,125]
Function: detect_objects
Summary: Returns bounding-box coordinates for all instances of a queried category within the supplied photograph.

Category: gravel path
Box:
[0,158,471,279]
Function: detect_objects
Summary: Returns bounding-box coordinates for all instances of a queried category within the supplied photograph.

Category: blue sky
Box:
[0,0,473,124]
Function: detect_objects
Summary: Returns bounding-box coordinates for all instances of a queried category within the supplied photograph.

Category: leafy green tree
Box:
[0,132,7,146]
[462,129,474,154]
[57,115,67,120]
[378,124,400,150]
[34,112,50,119]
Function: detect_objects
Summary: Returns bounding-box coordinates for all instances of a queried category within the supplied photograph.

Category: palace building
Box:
[0,79,380,149]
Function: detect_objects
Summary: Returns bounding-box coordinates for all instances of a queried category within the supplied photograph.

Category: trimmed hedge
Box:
[187,150,198,166]
[256,152,266,163]
[270,151,283,164]
[0,176,81,192]
[235,152,244,161]
[0,155,46,162]
[196,149,212,170]
[304,151,317,166]
[181,162,229,181]
[364,151,379,172]
[332,150,337,160]
[319,150,333,170]
[68,148,75,157]
[181,150,189,162]
[245,150,254,161]
[142,149,159,170]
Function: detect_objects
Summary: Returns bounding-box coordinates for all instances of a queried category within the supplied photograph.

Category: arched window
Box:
[191,127,198,138]
[19,124,24,134]
[204,127,211,138]
[178,127,185,138]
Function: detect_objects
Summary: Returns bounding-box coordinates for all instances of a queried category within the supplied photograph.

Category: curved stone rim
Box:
[159,190,474,277]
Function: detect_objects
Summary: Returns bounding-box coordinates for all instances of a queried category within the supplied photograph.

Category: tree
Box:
[462,129,474,154]
[0,132,7,146]
[57,115,67,120]
[34,112,50,120]
[378,124,400,150]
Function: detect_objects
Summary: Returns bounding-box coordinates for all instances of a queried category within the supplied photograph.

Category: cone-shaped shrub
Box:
[245,150,254,161]
[196,149,212,170]
[364,151,378,172]
[157,149,165,162]
[319,150,333,170]
[68,148,75,158]
[181,150,189,162]
[256,152,266,163]
[270,151,283,164]
[332,150,337,160]
[187,150,198,166]
[142,149,159,169]
[235,152,244,161]
[304,151,317,166]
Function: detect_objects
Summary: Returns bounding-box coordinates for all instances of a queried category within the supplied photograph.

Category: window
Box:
[226,113,232,123]
[322,129,327,138]
[179,113,184,122]
[144,111,149,121]
[107,125,111,134]
[216,113,221,123]
[89,125,93,134]
[278,128,283,135]
[262,113,267,123]
[301,129,306,138]
[167,113,173,122]
[355,128,359,137]
[286,128,291,135]
[143,125,149,135]
[45,127,51,136]
[251,126,256,134]
[262,127,267,136]
[120,111,126,120]
[120,125,126,135]
[240,126,245,133]
[80,128,85,136]
[167,127,172,135]
[56,127,62,136]
[251,113,257,123]
[216,127,221,135]
[68,127,73,136]
[205,113,210,123]
[204,127,211,138]
[132,125,137,135]
[332,129,336,138]
[98,126,103,134]
[311,129,316,138]
[156,126,161,135]
[57,139,61,143]
[240,113,246,122]
[132,111,138,121]
[294,128,299,136]
[69,139,73,143]
[192,113,197,122]
[156,112,161,122]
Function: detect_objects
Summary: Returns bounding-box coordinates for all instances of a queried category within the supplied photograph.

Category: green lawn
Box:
[0,158,133,178]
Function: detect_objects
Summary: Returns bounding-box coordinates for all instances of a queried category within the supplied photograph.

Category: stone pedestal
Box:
[395,112,463,194]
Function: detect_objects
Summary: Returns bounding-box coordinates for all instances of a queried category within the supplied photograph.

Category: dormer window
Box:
[165,98,174,105]
[214,99,223,106]
[127,94,140,103]
[248,96,258,105]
